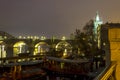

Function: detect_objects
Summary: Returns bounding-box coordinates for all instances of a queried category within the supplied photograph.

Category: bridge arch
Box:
[56,41,72,58]
[0,41,6,58]
[34,42,50,55]
[13,41,29,56]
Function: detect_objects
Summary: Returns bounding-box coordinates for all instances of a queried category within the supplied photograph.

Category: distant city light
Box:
[18,36,22,39]
[41,36,46,40]
[61,36,66,40]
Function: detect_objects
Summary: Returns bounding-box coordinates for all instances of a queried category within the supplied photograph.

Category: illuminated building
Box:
[93,12,103,37]
[94,12,103,49]
[100,23,120,80]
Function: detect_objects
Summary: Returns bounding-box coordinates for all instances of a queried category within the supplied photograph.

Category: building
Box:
[94,12,103,49]
[100,23,120,80]
[94,12,103,36]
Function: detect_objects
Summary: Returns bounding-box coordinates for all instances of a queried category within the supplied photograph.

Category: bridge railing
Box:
[0,55,45,80]
[94,61,117,80]
[0,55,45,66]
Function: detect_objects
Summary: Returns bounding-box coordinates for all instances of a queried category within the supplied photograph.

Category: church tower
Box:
[94,12,103,35]
[94,12,103,48]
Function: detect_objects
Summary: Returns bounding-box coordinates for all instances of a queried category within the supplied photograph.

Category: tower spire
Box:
[93,11,103,48]
[96,11,100,21]
[94,11,103,34]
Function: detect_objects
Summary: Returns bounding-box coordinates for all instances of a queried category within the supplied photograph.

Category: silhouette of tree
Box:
[83,19,94,36]
[72,20,98,59]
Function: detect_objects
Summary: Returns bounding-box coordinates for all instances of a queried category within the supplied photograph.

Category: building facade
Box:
[100,23,120,80]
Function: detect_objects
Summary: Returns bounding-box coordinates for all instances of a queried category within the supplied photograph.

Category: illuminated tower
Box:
[94,12,103,48]
[94,12,103,36]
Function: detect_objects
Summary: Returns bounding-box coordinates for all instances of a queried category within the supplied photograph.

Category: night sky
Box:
[0,0,120,38]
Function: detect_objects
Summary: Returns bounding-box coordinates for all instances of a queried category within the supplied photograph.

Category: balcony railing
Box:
[94,61,117,80]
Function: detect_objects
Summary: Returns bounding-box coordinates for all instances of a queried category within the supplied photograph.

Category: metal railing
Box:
[0,55,45,80]
[94,61,117,80]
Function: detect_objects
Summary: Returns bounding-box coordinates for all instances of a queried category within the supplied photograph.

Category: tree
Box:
[72,20,98,59]
[73,29,91,58]
[83,19,94,36]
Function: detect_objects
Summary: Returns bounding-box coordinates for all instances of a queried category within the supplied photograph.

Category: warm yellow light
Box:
[41,36,46,40]
[4,36,7,39]
[34,36,37,39]
[23,36,26,39]
[61,36,66,40]
[18,36,22,39]
[30,36,33,39]
[63,49,67,57]
[27,36,30,39]
[13,41,27,56]
[34,42,49,55]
